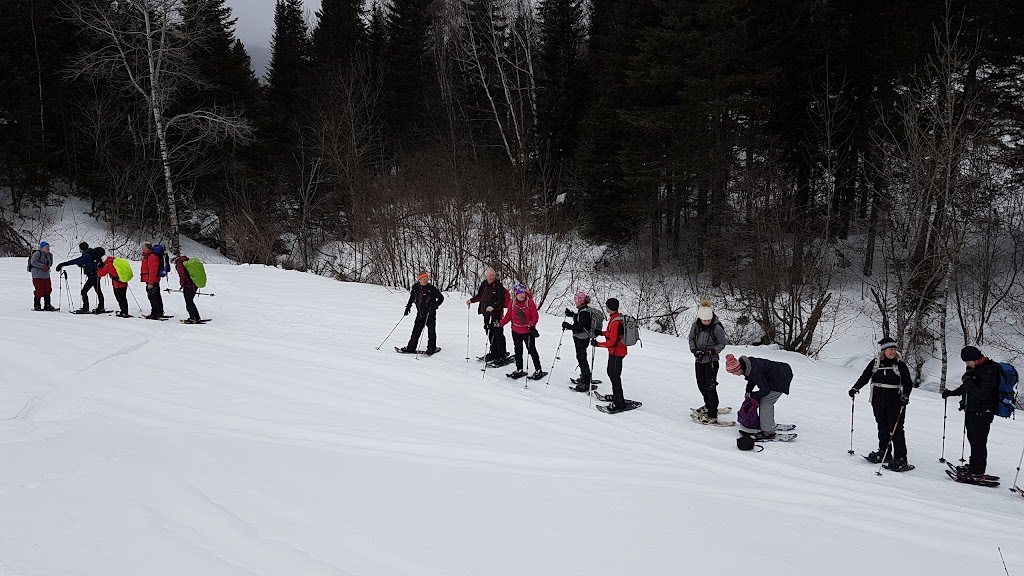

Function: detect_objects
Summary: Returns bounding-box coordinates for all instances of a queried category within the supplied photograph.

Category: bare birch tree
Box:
[67,0,254,253]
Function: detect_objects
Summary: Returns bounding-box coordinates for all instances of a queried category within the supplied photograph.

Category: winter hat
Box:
[725,354,744,376]
[513,283,527,296]
[878,337,898,352]
[605,298,620,312]
[39,241,49,249]
[697,299,714,321]
[417,273,429,282]
[574,291,588,307]
[960,346,983,362]
[79,241,89,252]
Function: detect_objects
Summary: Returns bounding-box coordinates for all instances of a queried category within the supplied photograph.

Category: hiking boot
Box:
[91,308,107,314]
[43,304,57,311]
[698,415,720,426]
[426,347,441,355]
[888,458,912,472]
[754,431,776,441]
[34,303,43,311]
[692,405,708,416]
[531,369,544,379]
[509,370,527,378]
[573,383,595,392]
[182,318,198,324]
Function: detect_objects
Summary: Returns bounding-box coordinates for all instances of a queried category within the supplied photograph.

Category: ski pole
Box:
[128,284,144,312]
[939,396,948,463]
[876,404,907,476]
[588,343,597,410]
[545,328,567,388]
[1011,440,1024,493]
[960,389,969,464]
[847,396,856,455]
[375,315,406,350]
[465,305,471,362]
[481,321,495,380]
[57,270,64,314]
[164,288,214,296]
[63,271,76,311]
[524,332,533,388]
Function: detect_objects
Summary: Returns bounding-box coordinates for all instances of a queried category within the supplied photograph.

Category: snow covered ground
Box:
[1,257,1023,576]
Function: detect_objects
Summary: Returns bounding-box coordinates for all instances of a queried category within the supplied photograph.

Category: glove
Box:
[692,350,703,359]
[848,388,858,398]
[55,264,64,272]
[564,308,574,317]
[530,326,540,339]
[465,299,472,307]
[404,306,411,316]
[561,321,572,331]
[590,339,598,347]
[595,329,604,337]
[941,389,951,399]
[901,396,910,406]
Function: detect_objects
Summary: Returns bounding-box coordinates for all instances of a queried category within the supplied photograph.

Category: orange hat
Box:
[417,273,429,281]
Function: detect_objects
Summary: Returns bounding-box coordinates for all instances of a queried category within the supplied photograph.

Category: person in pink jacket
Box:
[498,283,543,379]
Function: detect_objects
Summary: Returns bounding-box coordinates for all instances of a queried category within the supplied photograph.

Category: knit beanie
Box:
[79,242,89,252]
[605,298,619,312]
[697,299,714,321]
[39,241,49,249]
[878,337,898,352]
[725,354,743,375]
[417,273,429,282]
[960,346,983,362]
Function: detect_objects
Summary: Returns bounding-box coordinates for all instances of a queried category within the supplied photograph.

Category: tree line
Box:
[1,0,1023,377]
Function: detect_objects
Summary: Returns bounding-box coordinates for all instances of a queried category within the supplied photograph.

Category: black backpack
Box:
[26,251,37,273]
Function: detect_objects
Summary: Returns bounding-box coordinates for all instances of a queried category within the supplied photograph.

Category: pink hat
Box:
[574,291,588,306]
[725,354,744,375]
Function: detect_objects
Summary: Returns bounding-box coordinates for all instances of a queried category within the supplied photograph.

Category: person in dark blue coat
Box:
[55,242,106,314]
[725,353,792,439]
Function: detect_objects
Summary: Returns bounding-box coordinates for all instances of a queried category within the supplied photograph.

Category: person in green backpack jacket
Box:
[174,255,202,323]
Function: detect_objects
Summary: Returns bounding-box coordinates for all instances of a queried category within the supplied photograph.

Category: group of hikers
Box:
[27,240,207,323]
[397,270,1019,487]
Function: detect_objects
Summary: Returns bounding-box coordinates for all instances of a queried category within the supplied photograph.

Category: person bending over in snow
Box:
[688,299,727,424]
[174,254,202,323]
[499,283,543,379]
[849,337,914,471]
[29,241,55,311]
[725,354,791,440]
[593,298,629,412]
[56,242,106,314]
[942,346,1002,480]
[466,268,509,362]
[400,273,444,354]
[97,255,130,317]
[563,291,604,391]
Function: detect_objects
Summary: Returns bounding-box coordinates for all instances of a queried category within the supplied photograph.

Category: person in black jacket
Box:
[401,273,444,354]
[55,242,106,314]
[562,291,605,391]
[465,268,508,361]
[725,354,792,440]
[849,337,914,470]
[943,346,1002,477]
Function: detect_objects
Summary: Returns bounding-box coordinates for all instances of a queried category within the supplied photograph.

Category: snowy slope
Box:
[1,259,1022,576]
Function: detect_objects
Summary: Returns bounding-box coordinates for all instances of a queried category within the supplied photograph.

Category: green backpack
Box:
[112,258,134,282]
[182,258,207,288]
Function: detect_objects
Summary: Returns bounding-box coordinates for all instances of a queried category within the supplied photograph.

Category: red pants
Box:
[33,278,52,298]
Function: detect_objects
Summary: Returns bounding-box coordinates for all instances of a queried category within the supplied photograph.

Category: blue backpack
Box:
[996,362,1019,418]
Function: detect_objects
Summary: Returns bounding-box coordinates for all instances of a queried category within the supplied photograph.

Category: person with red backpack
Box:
[942,346,1002,482]
[140,242,165,320]
[498,283,543,379]
[174,254,202,323]
[97,255,130,317]
[593,298,629,412]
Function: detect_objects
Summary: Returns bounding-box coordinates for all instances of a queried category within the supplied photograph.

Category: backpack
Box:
[154,244,171,277]
[112,258,134,283]
[587,307,606,339]
[738,396,760,429]
[26,251,37,273]
[611,314,641,347]
[182,258,207,288]
[736,434,763,452]
[996,362,1019,418]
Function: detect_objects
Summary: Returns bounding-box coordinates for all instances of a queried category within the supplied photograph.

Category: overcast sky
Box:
[225,0,322,77]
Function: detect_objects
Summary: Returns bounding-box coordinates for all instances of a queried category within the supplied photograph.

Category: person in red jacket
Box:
[174,254,202,323]
[498,283,543,379]
[97,256,130,317]
[140,242,164,319]
[594,298,629,411]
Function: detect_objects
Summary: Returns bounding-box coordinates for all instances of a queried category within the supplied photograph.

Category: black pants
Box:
[483,311,507,358]
[81,276,104,311]
[966,412,994,475]
[511,331,541,372]
[872,403,907,460]
[695,361,720,418]
[147,282,164,317]
[113,286,129,315]
[607,354,625,407]
[183,286,201,320]
[407,311,436,350]
[574,337,592,383]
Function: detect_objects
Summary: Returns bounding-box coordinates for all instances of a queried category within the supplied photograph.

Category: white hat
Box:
[697,299,713,321]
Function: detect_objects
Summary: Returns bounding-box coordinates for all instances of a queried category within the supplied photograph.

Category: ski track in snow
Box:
[0,259,1022,575]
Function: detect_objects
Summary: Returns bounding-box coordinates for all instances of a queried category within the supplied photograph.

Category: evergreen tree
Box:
[312,0,366,68]
[384,0,432,140]
[267,0,312,114]
[366,2,388,71]
[537,0,586,189]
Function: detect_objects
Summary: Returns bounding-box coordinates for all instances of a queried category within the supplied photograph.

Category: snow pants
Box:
[872,403,907,460]
[695,360,720,418]
[33,278,52,308]
[483,310,507,359]
[966,412,994,475]
[146,282,164,318]
[81,276,104,311]
[607,354,626,408]
[511,331,541,372]
[113,286,129,316]
[574,337,592,384]
[407,311,436,351]
[757,391,784,432]
[183,285,200,321]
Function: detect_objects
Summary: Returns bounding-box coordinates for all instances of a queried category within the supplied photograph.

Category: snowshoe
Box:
[689,413,736,427]
[423,347,441,356]
[741,430,797,442]
[141,315,168,321]
[570,383,598,393]
[596,401,642,414]
[1011,486,1024,497]
[395,346,415,354]
[486,355,515,368]
[945,470,999,487]
[91,308,109,315]
[864,451,892,464]
[690,406,733,416]
[43,305,58,312]
[571,377,602,386]
[775,424,797,432]
[180,319,199,324]
[506,370,528,380]
[945,462,998,481]
[884,459,915,473]
[116,312,134,318]
[71,308,92,315]
[527,370,548,381]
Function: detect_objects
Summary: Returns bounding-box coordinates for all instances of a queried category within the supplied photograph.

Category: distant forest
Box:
[2,0,1024,370]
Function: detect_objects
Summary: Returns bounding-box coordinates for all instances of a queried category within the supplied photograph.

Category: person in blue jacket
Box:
[725,353,792,440]
[55,242,106,314]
